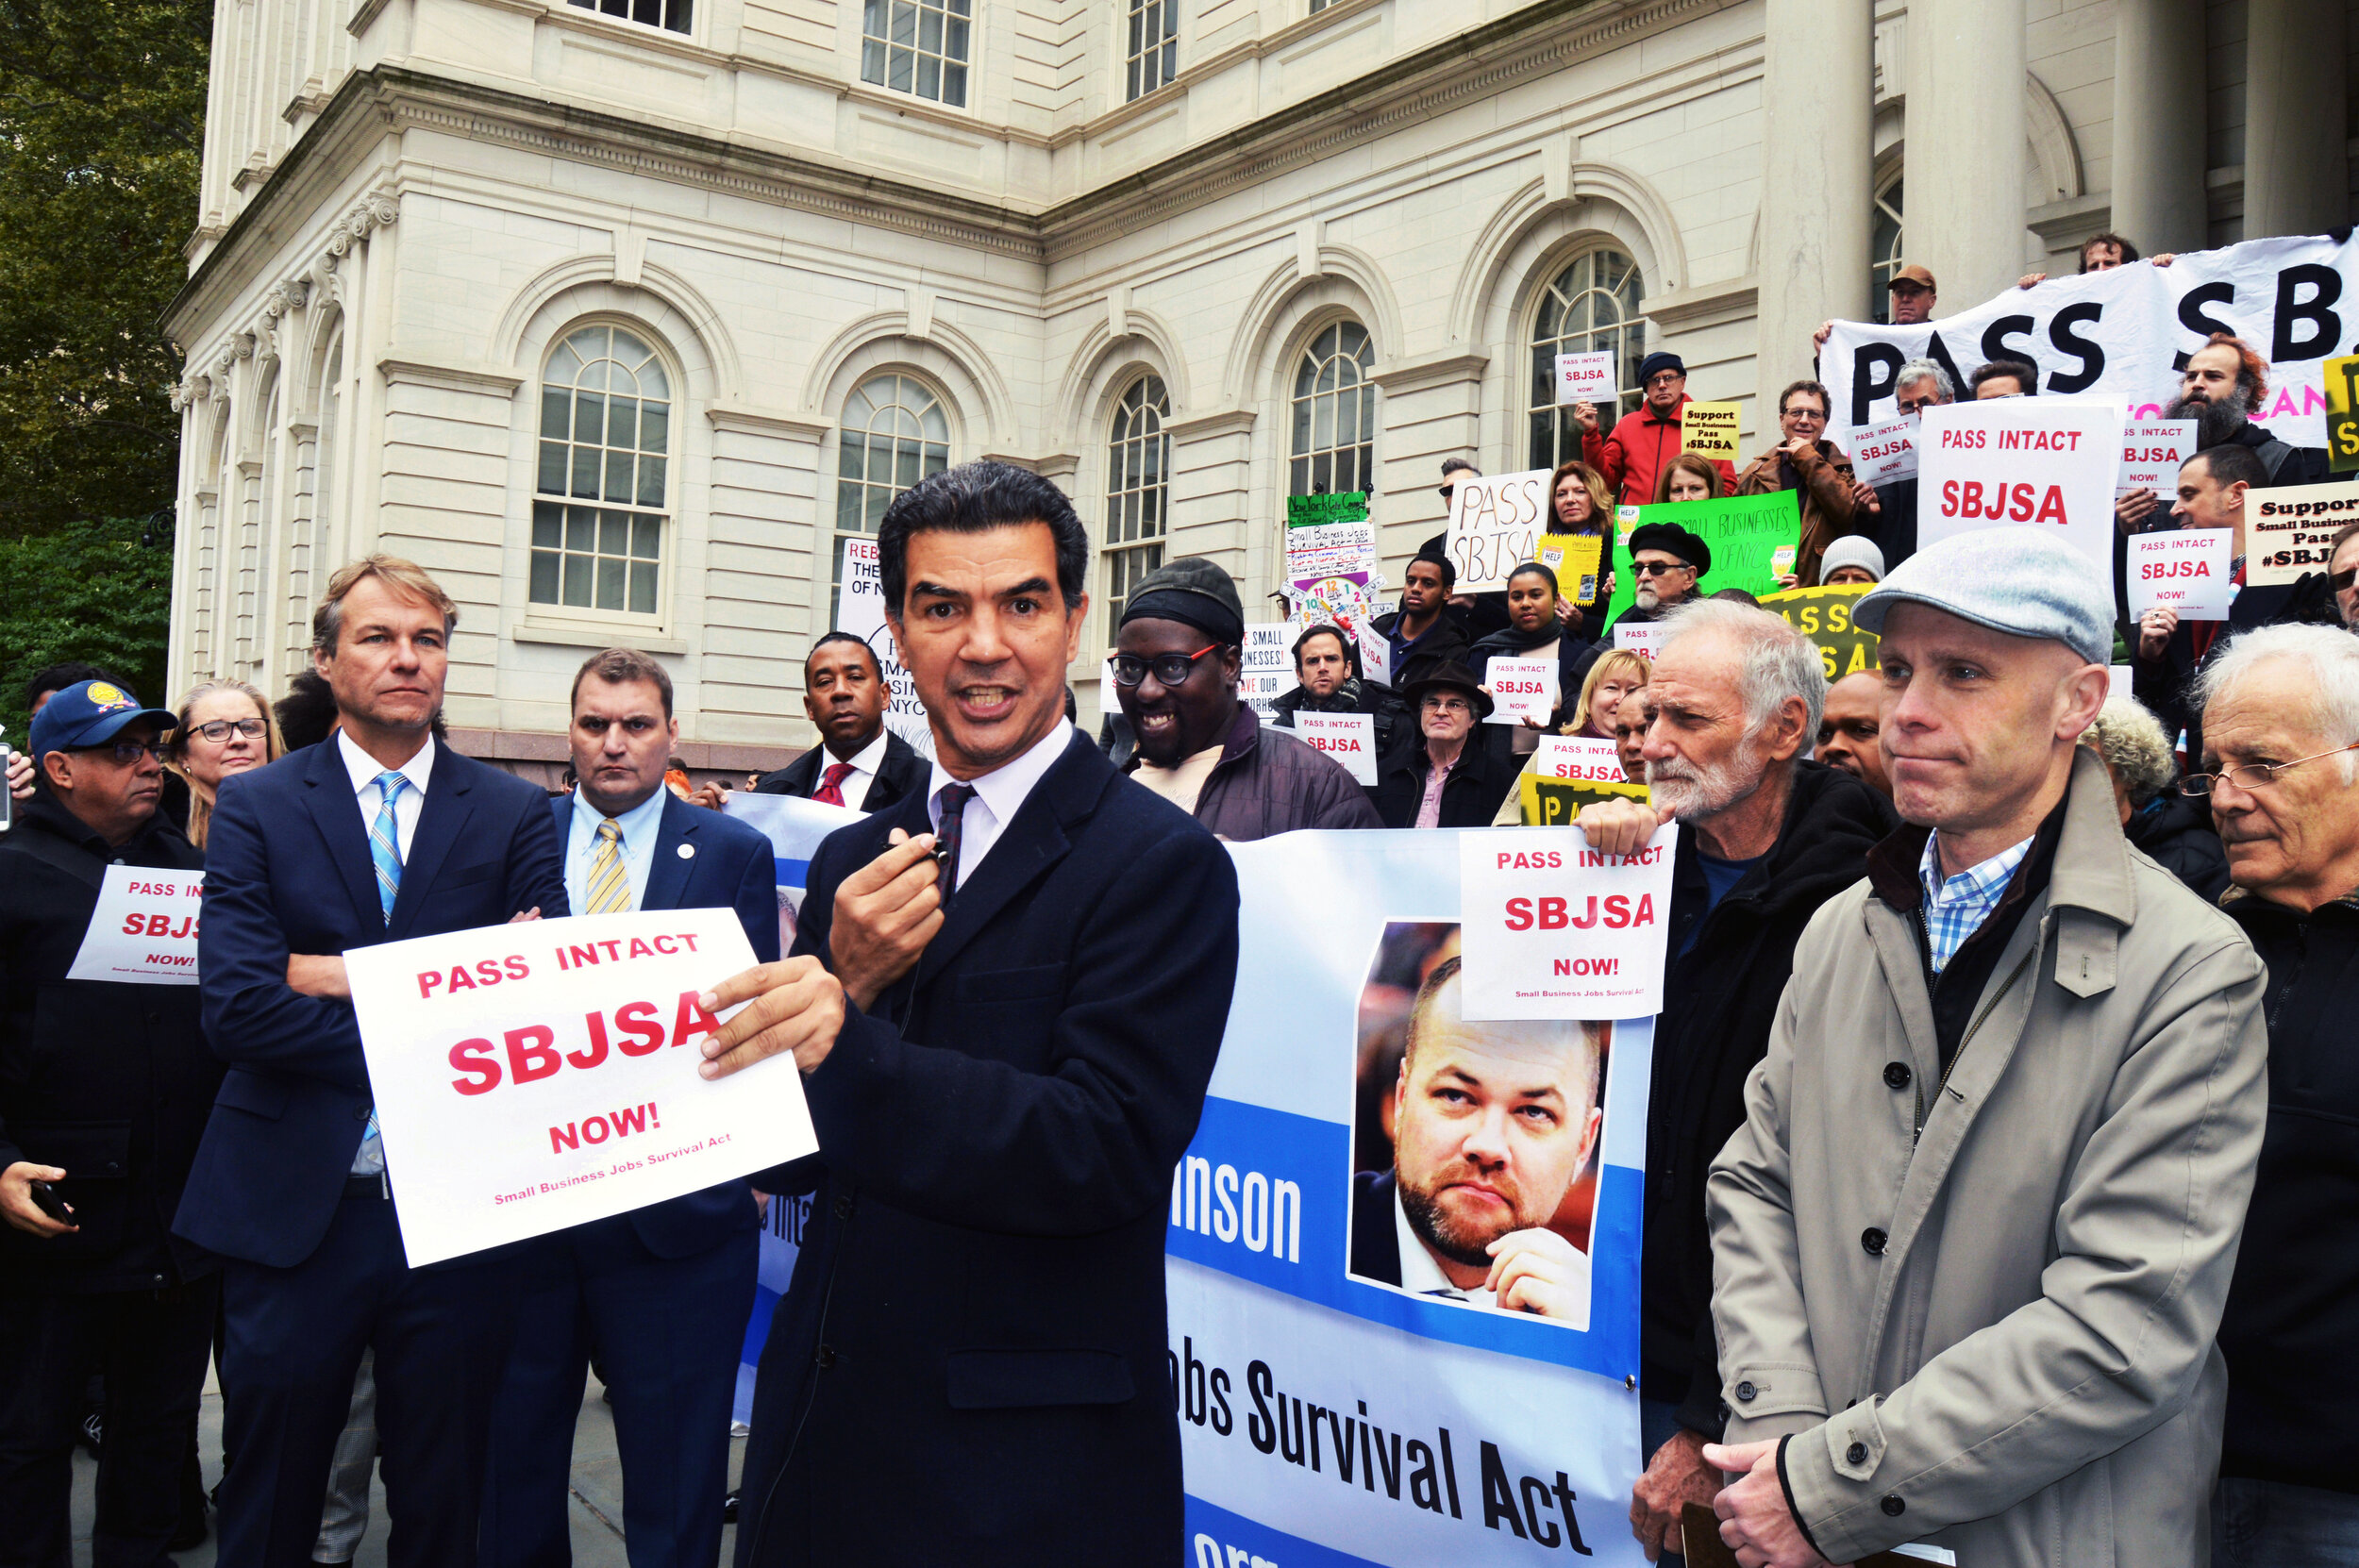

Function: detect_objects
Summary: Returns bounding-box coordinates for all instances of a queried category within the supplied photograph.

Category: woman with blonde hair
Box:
[1489,648,1651,825]
[165,679,283,850]
[1547,458,1617,632]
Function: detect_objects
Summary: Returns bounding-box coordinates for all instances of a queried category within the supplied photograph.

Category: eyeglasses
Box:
[2183,742,2359,796]
[188,717,268,743]
[1631,559,1691,577]
[1896,393,1941,414]
[1421,695,1473,715]
[77,740,168,766]
[1111,644,1219,688]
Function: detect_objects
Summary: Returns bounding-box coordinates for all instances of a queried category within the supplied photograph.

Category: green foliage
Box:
[0,1,211,536]
[0,516,174,745]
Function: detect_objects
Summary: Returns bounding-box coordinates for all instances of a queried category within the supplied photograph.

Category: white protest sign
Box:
[1240,624,1297,717]
[835,538,934,759]
[1458,829,1676,1021]
[1820,232,2347,447]
[65,865,204,984]
[2248,479,2359,586]
[1283,520,1380,580]
[1484,657,1557,726]
[1846,412,1919,487]
[1533,735,1629,785]
[1613,621,1665,659]
[1358,623,1393,689]
[1555,351,1617,406]
[2117,420,2198,498]
[2108,665,2133,701]
[1916,396,2122,586]
[1292,711,1379,785]
[1445,469,1552,592]
[2128,528,2235,619]
[344,908,817,1267]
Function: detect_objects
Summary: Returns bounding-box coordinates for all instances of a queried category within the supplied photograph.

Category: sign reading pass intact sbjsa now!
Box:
[344,908,818,1267]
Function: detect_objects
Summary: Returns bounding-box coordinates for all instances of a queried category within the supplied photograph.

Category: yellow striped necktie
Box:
[585,818,633,913]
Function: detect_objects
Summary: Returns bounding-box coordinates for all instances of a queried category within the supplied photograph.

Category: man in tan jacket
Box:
[1703,526,2268,1567]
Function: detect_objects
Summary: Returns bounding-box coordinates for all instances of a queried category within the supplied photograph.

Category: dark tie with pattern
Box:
[933,783,979,898]
[813,760,855,807]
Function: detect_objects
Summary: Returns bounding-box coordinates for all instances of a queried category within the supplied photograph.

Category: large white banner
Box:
[346,908,816,1267]
[1171,830,1651,1566]
[1823,233,2351,443]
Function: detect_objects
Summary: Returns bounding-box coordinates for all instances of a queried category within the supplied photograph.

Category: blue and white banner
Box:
[1173,830,1651,1566]
[721,789,864,1424]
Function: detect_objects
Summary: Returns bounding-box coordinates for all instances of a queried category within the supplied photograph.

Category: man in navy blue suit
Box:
[479,647,777,1568]
[696,461,1241,1567]
[175,556,568,1568]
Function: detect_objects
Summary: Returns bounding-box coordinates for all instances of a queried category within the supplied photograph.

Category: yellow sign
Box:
[2327,353,2359,474]
[1760,583,1879,682]
[1518,773,1648,827]
[1681,401,1741,460]
[1536,532,1607,602]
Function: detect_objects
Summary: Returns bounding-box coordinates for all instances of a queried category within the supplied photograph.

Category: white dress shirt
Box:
[1390,1183,1590,1326]
[564,784,669,914]
[336,729,434,860]
[814,728,891,812]
[923,719,1072,892]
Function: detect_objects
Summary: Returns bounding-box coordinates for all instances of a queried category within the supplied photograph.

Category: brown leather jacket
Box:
[1733,437,1866,588]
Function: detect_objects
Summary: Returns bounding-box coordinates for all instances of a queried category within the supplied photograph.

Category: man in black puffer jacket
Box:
[1562,601,1896,1564]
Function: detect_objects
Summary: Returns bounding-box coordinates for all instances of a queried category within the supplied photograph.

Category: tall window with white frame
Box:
[1103,375,1169,629]
[862,0,970,106]
[1870,175,1904,324]
[568,0,691,32]
[1289,321,1376,500]
[1126,0,1176,100]
[532,325,670,618]
[834,374,951,623]
[1528,248,1647,471]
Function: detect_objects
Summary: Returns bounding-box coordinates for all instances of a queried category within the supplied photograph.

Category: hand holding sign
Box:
[697,955,847,1081]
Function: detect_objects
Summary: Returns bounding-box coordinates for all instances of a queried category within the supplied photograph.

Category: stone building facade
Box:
[164,0,2359,771]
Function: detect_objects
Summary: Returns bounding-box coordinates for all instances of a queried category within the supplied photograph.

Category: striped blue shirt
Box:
[1917,831,2036,975]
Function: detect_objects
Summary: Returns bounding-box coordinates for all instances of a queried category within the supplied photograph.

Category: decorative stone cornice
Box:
[1368,351,1492,396]
[376,358,527,396]
[1641,274,1759,333]
[705,403,831,441]
[1164,409,1259,442]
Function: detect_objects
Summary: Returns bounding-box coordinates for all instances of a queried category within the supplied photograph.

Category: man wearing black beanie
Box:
[1113,558,1380,838]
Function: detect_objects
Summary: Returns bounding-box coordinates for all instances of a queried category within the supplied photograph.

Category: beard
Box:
[1397,1159,1539,1269]
[1633,582,1660,610]
[2167,385,2252,448]
[1648,736,1763,822]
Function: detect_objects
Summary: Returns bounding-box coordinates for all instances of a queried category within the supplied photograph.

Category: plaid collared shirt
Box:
[1917,830,2036,975]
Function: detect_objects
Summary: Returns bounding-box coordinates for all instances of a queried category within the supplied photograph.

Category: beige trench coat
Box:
[1708,749,2267,1567]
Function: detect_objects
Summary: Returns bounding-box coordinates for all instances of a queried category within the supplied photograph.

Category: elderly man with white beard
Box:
[1570,601,1896,1563]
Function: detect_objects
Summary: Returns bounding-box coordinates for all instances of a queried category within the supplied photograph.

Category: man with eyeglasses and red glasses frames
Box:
[1113,556,1380,839]
[2193,623,2359,1567]
[0,681,223,1564]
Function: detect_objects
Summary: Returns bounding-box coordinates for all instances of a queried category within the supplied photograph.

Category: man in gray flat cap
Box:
[1700,527,2268,1568]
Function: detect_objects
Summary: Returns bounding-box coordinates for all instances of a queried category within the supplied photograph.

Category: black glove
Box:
[2280,570,2340,626]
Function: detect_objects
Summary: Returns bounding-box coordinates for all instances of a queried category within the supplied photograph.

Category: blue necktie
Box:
[355,772,407,1180]
[370,773,408,925]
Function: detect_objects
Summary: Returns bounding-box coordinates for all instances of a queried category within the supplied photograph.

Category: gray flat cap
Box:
[1853,527,2113,665]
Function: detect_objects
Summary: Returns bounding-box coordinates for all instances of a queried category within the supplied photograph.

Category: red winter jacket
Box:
[1581,394,1738,508]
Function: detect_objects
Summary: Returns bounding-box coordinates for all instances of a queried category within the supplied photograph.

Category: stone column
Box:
[2111,0,2208,254]
[1905,0,2026,305]
[2246,0,2349,241]
[1756,0,1873,404]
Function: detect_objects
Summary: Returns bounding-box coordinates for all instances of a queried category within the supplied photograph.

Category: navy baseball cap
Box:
[27,680,176,760]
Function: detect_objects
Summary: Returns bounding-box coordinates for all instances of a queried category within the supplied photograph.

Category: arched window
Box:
[1104,375,1169,626]
[1871,175,1905,323]
[1290,321,1376,500]
[532,324,670,617]
[1527,248,1646,471]
[834,373,950,619]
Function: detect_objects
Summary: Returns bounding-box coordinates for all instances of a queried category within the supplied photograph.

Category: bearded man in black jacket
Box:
[1566,600,1896,1564]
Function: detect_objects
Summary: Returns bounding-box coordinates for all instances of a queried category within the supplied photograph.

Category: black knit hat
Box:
[1120,556,1246,644]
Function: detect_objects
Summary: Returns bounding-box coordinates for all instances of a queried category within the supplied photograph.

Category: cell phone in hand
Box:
[0,742,12,833]
[26,1179,72,1224]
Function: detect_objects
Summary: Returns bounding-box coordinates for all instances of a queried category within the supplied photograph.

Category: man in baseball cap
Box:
[26,679,177,772]
[1814,263,1940,350]
[1701,525,2267,1568]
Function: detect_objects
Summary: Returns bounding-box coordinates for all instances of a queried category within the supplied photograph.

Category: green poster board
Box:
[1287,492,1370,526]
[1598,490,1802,626]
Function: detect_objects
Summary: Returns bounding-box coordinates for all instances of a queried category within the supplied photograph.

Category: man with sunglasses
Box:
[2195,624,2359,1566]
[1113,557,1380,838]
[1605,522,1712,644]
[0,681,224,1563]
